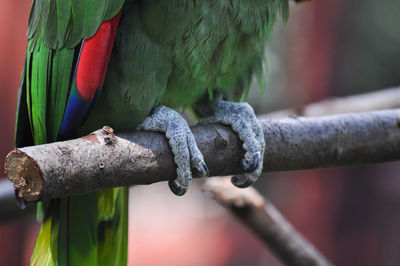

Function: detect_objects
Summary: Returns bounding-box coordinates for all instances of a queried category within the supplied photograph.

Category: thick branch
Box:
[5,109,400,201]
[204,177,333,266]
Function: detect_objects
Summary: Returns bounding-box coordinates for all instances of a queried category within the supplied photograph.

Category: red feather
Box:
[76,12,121,101]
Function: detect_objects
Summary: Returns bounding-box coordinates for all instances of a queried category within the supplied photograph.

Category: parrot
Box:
[15,0,308,265]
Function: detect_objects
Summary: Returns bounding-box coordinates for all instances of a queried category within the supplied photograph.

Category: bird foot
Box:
[200,100,265,188]
[137,106,209,196]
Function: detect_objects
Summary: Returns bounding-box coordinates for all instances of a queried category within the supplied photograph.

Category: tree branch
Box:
[262,86,400,119]
[204,177,333,266]
[5,109,400,202]
[0,179,34,221]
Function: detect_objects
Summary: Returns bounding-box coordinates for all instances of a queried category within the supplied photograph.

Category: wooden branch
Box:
[204,177,333,266]
[262,86,400,119]
[5,109,400,202]
[0,179,34,221]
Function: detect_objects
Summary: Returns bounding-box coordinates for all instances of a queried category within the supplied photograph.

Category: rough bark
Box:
[5,109,400,202]
[204,177,333,266]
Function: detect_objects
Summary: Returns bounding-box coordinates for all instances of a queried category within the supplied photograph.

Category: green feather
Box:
[47,48,74,141]
[25,44,33,136]
[55,0,72,48]
[27,0,41,39]
[281,0,289,21]
[44,1,58,49]
[65,0,88,47]
[30,42,49,144]
[15,56,34,148]
[97,188,128,265]
[28,0,126,50]
[68,195,98,265]
[31,215,56,266]
[85,0,107,38]
[104,0,125,20]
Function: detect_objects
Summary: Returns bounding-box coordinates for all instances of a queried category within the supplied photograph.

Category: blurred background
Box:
[1,0,400,265]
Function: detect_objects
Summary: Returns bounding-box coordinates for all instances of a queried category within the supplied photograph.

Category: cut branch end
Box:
[5,150,43,202]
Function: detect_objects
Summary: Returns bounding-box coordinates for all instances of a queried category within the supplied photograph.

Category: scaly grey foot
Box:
[137,106,209,196]
[201,100,265,188]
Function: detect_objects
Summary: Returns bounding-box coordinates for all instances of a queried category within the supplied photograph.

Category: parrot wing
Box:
[16,0,126,146]
[15,1,127,265]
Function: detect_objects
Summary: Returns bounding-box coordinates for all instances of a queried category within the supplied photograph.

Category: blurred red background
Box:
[2,1,400,265]
[0,1,36,265]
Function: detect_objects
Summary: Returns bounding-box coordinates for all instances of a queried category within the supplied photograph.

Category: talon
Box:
[139,106,206,196]
[194,161,209,177]
[241,152,260,173]
[169,180,188,196]
[202,162,210,177]
[231,175,254,188]
[207,101,264,188]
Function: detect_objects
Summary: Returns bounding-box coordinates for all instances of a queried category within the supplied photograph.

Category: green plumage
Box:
[16,0,297,265]
[19,1,128,265]
[81,0,289,132]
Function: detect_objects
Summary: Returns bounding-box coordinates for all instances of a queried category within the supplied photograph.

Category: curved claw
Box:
[194,161,209,177]
[169,180,188,196]
[208,101,265,189]
[241,152,260,173]
[139,106,206,196]
[231,175,254,188]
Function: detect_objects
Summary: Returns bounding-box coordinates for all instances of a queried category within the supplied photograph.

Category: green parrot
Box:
[15,0,307,265]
